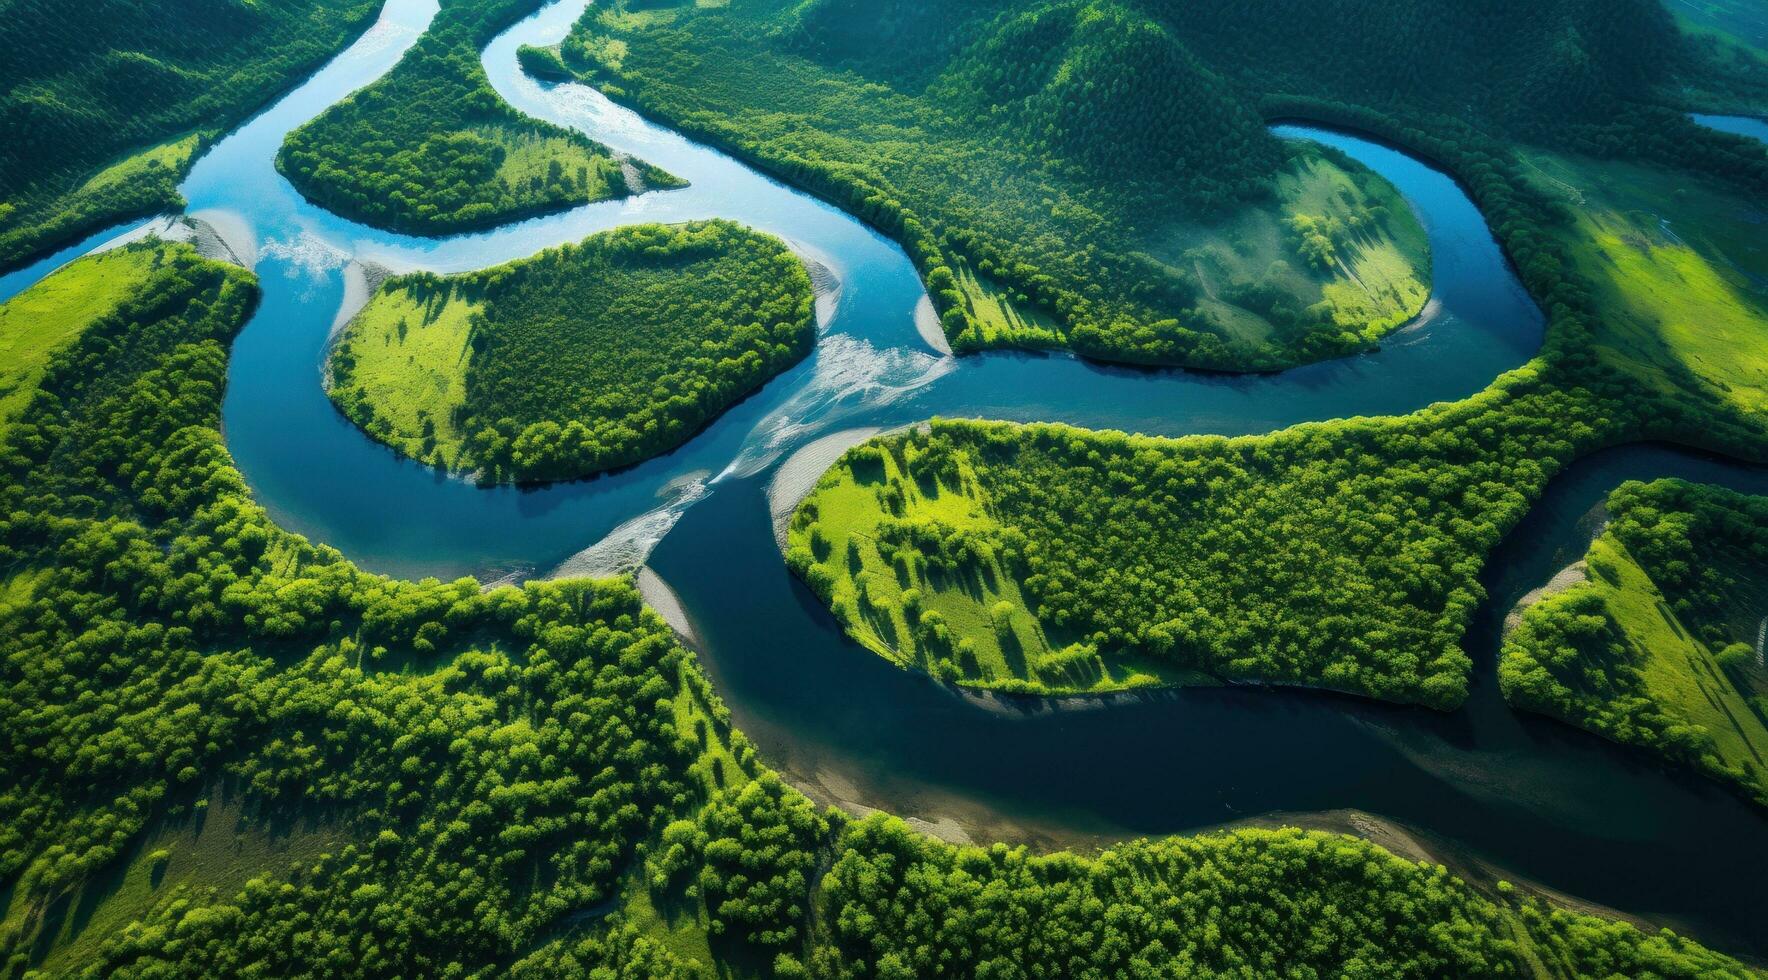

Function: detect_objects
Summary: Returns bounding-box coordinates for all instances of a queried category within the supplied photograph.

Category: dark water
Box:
[4,0,1766,956]
[654,446,1768,956]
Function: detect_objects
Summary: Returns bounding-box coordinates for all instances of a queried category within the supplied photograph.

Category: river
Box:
[4,0,1767,957]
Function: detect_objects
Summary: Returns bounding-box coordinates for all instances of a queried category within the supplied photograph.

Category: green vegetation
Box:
[1524,150,1768,421]
[0,246,167,435]
[807,817,1747,980]
[788,432,1208,694]
[0,241,730,974]
[1502,479,1768,806]
[546,0,1434,369]
[792,370,1617,708]
[329,221,814,483]
[0,240,1751,980]
[787,80,1768,708]
[542,0,1762,370]
[15,3,1768,975]
[1674,0,1768,113]
[278,0,681,235]
[0,0,380,269]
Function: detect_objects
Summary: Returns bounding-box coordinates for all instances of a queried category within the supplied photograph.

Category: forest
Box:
[0,240,1749,976]
[0,0,379,270]
[277,0,680,234]
[328,220,815,483]
[791,370,1624,707]
[1501,479,1768,806]
[787,62,1768,706]
[545,0,1439,370]
[5,0,1768,973]
[541,0,1765,372]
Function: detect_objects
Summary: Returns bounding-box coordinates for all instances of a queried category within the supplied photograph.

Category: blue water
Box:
[5,0,1767,955]
[1694,112,1768,146]
[198,0,1544,584]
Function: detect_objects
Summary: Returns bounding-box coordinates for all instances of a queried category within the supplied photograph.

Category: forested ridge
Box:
[328,221,815,483]
[277,0,680,234]
[0,242,1749,976]
[545,0,1765,371]
[0,0,380,270]
[549,0,1438,370]
[1502,479,1768,805]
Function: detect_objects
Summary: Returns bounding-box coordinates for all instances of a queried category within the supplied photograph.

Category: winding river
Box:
[5,0,1768,957]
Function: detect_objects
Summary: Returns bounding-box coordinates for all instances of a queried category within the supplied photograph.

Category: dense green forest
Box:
[545,0,1439,369]
[0,241,1748,977]
[1502,479,1768,805]
[0,0,379,270]
[278,0,680,234]
[328,221,814,483]
[787,79,1768,705]
[542,0,1764,370]
[791,371,1618,707]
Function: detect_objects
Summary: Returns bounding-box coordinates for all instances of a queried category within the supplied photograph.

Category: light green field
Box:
[1148,146,1431,350]
[789,440,1206,695]
[328,283,483,469]
[954,260,1063,350]
[1527,534,1768,801]
[0,246,165,435]
[76,134,203,201]
[478,126,627,200]
[4,789,346,974]
[1674,0,1768,58]
[1525,151,1768,422]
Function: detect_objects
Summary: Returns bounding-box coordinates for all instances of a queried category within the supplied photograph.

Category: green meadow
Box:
[0,246,165,435]
[1502,480,1768,805]
[1525,151,1768,425]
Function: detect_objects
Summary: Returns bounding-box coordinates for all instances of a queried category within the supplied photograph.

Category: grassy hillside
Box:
[1524,150,1768,423]
[0,0,379,269]
[0,246,165,435]
[1502,479,1768,806]
[278,0,680,234]
[550,0,1432,369]
[328,221,814,483]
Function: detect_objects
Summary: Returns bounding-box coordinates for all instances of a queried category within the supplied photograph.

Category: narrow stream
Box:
[5,0,1767,956]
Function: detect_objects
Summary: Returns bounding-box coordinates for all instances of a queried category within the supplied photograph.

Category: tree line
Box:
[1501,478,1768,806]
